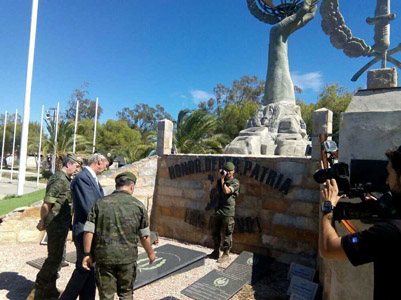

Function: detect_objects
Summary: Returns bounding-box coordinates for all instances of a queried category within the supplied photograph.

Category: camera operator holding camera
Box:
[320,146,401,300]
[208,162,240,263]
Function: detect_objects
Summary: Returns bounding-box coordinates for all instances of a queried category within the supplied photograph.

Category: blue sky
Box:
[0,0,400,124]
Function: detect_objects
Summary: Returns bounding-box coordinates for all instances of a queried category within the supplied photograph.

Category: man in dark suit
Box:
[60,152,112,300]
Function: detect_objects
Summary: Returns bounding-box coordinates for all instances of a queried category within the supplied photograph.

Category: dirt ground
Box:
[0,237,290,300]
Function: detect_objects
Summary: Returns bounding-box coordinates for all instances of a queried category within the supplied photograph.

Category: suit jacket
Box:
[72,167,104,240]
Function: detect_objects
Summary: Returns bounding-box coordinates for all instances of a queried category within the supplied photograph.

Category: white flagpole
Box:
[51,102,59,174]
[10,109,18,182]
[72,100,79,153]
[0,111,8,181]
[17,0,39,195]
[36,105,44,187]
[92,97,98,153]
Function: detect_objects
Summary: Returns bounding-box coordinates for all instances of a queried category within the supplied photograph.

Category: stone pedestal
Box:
[311,108,333,161]
[339,87,401,166]
[156,119,173,156]
[367,68,398,89]
[224,102,310,156]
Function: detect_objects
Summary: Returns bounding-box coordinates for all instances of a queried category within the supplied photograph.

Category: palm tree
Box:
[175,110,230,154]
[45,119,91,157]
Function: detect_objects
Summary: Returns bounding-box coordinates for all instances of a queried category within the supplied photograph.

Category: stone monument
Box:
[319,1,400,299]
[224,0,318,156]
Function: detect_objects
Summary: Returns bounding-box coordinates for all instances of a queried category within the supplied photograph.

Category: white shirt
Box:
[85,166,98,183]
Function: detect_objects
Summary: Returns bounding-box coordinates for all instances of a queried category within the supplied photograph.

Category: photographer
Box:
[208,162,240,263]
[320,146,401,300]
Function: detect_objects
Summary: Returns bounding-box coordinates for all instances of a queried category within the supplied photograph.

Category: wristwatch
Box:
[321,201,335,214]
[83,252,91,257]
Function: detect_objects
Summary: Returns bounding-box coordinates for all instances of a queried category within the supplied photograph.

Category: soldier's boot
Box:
[26,286,45,300]
[208,248,220,260]
[43,281,62,299]
[217,250,230,263]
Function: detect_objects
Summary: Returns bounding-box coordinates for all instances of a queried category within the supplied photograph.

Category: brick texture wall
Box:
[151,154,320,267]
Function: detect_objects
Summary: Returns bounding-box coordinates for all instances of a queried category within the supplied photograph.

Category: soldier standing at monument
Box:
[208,162,240,263]
[61,151,112,300]
[27,153,82,300]
[81,172,156,300]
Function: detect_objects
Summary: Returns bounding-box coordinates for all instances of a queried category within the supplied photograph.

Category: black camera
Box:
[314,140,395,221]
[220,169,226,176]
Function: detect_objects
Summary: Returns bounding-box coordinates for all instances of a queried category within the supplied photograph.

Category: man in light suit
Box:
[60,152,112,300]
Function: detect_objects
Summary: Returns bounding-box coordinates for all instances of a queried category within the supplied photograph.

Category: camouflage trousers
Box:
[35,226,68,288]
[212,215,235,251]
[95,262,137,300]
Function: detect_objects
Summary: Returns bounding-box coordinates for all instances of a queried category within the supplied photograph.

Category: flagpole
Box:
[0,111,8,181]
[51,102,59,174]
[72,100,79,153]
[10,109,18,182]
[17,0,39,195]
[92,97,98,153]
[36,105,44,187]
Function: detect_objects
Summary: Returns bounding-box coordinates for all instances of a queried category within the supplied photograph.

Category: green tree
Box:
[297,83,353,142]
[217,100,259,140]
[117,103,173,132]
[175,110,230,154]
[64,83,103,120]
[45,119,91,156]
[198,75,264,116]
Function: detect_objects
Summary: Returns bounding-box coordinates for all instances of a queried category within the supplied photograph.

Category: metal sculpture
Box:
[321,0,401,81]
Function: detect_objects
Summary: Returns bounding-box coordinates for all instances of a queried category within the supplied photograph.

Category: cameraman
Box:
[208,162,240,263]
[320,146,401,300]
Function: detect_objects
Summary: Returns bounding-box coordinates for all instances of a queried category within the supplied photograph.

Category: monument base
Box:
[323,86,401,300]
[339,87,401,166]
[224,102,310,156]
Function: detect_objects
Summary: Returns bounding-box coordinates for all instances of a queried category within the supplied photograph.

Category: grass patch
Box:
[0,189,45,215]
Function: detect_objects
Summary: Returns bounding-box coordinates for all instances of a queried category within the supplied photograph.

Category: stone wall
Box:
[151,154,320,266]
[0,156,159,244]
[99,156,158,214]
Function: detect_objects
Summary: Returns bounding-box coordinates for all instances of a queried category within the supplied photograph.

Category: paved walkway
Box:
[0,179,46,199]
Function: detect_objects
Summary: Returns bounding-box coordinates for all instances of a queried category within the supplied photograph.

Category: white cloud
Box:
[190,90,214,104]
[291,71,323,92]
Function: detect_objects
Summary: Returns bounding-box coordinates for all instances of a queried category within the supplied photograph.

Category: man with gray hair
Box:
[61,151,112,300]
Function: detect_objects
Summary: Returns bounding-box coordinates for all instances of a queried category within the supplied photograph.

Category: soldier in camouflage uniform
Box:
[27,153,82,300]
[208,162,240,263]
[82,172,156,300]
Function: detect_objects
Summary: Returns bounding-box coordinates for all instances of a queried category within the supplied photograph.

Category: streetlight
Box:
[46,103,59,174]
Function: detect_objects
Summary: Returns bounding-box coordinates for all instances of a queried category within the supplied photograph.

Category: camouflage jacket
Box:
[44,170,73,229]
[216,177,240,217]
[84,190,150,264]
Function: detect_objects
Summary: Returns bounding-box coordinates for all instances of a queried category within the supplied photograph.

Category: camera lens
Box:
[220,170,225,175]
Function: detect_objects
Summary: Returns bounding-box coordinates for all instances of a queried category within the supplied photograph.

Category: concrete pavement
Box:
[0,179,46,199]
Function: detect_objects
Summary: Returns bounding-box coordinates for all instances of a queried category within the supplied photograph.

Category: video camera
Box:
[314,141,400,222]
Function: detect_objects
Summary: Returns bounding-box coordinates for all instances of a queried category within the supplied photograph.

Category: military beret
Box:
[115,172,137,184]
[223,162,235,171]
[66,152,83,165]
[96,149,114,166]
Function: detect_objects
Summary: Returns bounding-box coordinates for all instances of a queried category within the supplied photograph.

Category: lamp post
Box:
[46,104,59,174]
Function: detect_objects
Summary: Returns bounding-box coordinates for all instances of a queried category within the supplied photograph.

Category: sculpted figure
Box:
[225,0,316,156]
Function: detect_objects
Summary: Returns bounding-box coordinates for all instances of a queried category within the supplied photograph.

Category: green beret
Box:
[66,152,83,165]
[115,172,137,184]
[223,162,235,171]
[96,149,114,166]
